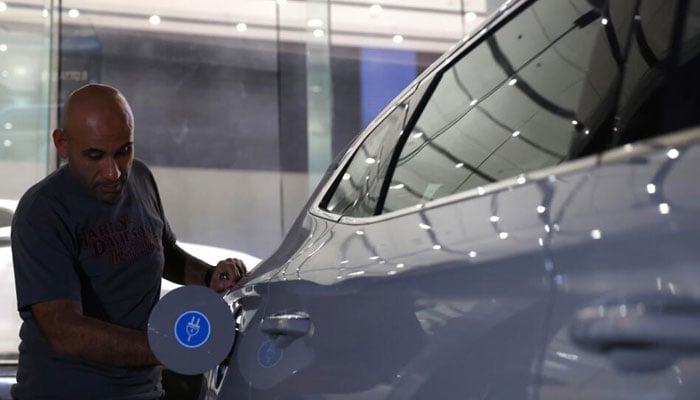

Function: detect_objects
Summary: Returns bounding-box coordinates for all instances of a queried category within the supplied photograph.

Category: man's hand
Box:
[209,258,247,292]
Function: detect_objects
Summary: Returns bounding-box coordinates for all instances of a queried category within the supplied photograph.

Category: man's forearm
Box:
[33,300,159,368]
[163,244,211,286]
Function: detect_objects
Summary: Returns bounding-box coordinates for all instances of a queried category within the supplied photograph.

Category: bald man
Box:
[11,84,246,399]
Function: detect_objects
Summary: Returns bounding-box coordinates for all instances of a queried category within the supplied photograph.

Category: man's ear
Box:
[52,129,69,159]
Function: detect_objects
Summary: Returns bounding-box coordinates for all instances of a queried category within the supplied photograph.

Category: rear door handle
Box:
[571,296,700,372]
[261,311,311,348]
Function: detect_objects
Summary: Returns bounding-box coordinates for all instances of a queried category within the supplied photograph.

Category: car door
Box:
[540,1,700,398]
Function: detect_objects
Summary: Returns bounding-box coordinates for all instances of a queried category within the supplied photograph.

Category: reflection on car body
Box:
[168,0,700,398]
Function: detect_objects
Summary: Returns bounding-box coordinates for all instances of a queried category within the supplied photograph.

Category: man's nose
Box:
[101,158,122,181]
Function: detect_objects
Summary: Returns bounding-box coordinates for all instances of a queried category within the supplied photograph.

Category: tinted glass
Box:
[383,0,635,213]
[323,104,407,217]
[613,0,700,144]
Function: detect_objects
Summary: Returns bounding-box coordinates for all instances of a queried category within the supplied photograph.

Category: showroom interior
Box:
[0,0,502,373]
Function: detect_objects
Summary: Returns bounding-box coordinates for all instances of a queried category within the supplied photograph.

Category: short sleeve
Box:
[12,196,81,311]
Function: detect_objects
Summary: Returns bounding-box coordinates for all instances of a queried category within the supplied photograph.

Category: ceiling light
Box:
[313,29,324,38]
[508,78,518,86]
[68,8,80,18]
[276,0,287,5]
[149,15,161,25]
[369,4,383,15]
[0,2,6,12]
[0,44,7,52]
[392,35,404,44]
[464,12,477,21]
[42,9,48,18]
[307,19,323,28]
[236,23,248,32]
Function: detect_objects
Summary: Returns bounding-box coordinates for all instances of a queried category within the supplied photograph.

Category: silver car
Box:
[156,0,700,398]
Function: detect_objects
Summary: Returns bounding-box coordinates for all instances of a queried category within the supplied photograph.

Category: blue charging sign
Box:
[174,310,211,349]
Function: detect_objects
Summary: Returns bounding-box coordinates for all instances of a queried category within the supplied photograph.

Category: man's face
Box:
[55,100,135,203]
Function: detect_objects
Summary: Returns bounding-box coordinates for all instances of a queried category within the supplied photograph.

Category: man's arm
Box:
[32,299,158,367]
[162,244,247,291]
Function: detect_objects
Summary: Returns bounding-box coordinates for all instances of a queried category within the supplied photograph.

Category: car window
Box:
[382,0,637,213]
[612,0,700,145]
[321,104,408,217]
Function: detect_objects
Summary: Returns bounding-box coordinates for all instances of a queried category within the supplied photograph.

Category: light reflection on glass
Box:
[499,232,508,240]
[591,229,602,240]
[489,215,499,222]
[307,19,324,28]
[508,78,518,86]
[390,183,405,190]
[659,203,671,214]
[536,205,546,214]
[469,99,478,106]
[432,244,442,250]
[396,263,405,269]
[369,256,379,260]
[68,8,80,18]
[355,230,364,235]
[646,183,656,194]
[342,173,351,180]
[149,15,161,25]
[516,175,526,185]
[455,162,464,168]
[667,148,680,159]
[468,251,477,258]
[236,23,248,32]
[419,223,431,230]
[512,130,521,137]
[601,17,609,25]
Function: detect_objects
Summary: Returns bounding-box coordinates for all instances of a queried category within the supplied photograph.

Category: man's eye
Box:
[118,146,132,155]
[86,153,103,160]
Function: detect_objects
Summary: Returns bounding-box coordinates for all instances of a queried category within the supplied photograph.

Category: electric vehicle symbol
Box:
[174,310,211,349]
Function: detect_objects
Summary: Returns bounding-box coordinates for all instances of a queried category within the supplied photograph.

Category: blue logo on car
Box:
[174,310,211,349]
[257,339,283,368]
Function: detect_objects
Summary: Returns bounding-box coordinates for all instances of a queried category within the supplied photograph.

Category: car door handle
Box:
[261,311,311,348]
[571,298,700,372]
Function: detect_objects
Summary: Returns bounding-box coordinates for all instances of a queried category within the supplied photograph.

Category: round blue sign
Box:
[257,340,283,368]
[174,310,211,349]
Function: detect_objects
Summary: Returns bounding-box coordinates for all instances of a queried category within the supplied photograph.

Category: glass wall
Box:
[0,0,501,361]
[0,0,56,362]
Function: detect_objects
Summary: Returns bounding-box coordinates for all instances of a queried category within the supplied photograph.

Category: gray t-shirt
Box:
[11,159,176,400]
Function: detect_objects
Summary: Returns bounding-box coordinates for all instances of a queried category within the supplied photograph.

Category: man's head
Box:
[53,84,135,203]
